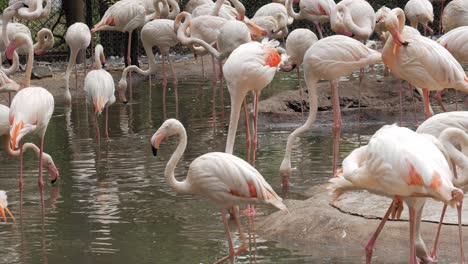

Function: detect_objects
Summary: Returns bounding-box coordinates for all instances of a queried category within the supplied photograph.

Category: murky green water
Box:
[0,70,387,264]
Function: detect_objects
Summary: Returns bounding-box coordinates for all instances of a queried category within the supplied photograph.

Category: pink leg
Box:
[168,55,178,86]
[83,51,87,75]
[75,63,78,90]
[243,98,251,147]
[127,32,133,97]
[365,201,395,264]
[94,113,101,142]
[409,206,418,264]
[216,208,235,264]
[218,61,224,114]
[252,91,260,147]
[435,90,447,112]
[457,201,466,264]
[38,137,44,191]
[314,22,323,39]
[439,1,445,35]
[105,106,109,139]
[8,92,11,107]
[91,35,94,70]
[331,80,342,176]
[297,67,304,120]
[201,55,205,78]
[455,90,459,111]
[431,204,447,259]
[19,140,24,192]
[162,55,167,88]
[211,55,217,85]
[399,80,403,126]
[422,88,432,119]
[409,85,418,125]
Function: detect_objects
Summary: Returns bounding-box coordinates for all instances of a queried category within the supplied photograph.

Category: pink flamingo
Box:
[150,118,287,263]
[382,8,468,119]
[441,0,468,33]
[0,191,15,222]
[279,35,381,187]
[286,0,335,39]
[84,44,115,140]
[404,0,434,36]
[328,124,464,264]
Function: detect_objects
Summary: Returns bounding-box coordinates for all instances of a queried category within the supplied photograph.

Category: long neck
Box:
[95,48,103,69]
[18,0,43,19]
[24,41,34,87]
[64,48,79,103]
[229,0,245,18]
[440,129,468,186]
[167,0,180,19]
[1,14,19,75]
[286,0,304,20]
[339,5,372,42]
[165,129,191,194]
[2,135,40,158]
[177,13,221,59]
[394,8,405,33]
[211,0,225,16]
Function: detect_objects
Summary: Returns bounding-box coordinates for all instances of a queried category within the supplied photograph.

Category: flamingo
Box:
[404,0,434,36]
[223,40,287,154]
[118,19,178,104]
[0,191,15,222]
[91,0,146,68]
[286,0,335,39]
[279,35,381,187]
[375,6,391,44]
[250,13,288,41]
[6,32,56,193]
[0,104,59,184]
[9,0,51,19]
[191,0,245,20]
[0,24,54,58]
[381,8,468,119]
[64,22,91,104]
[184,0,213,13]
[150,118,287,263]
[253,3,292,39]
[415,111,468,261]
[328,124,464,264]
[441,0,468,33]
[437,26,468,63]
[1,2,25,76]
[329,0,376,44]
[84,44,115,140]
[130,0,180,21]
[279,28,318,117]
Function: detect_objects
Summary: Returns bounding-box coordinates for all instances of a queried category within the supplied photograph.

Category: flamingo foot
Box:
[242,205,262,217]
[434,91,447,112]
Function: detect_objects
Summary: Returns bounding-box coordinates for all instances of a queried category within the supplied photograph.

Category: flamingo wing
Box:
[84,70,115,114]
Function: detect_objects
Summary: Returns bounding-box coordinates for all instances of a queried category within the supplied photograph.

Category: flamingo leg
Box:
[409,85,418,125]
[252,91,260,147]
[409,206,417,264]
[243,97,251,147]
[38,137,44,191]
[435,90,447,112]
[211,55,217,86]
[8,92,11,107]
[83,51,87,76]
[297,66,304,120]
[399,80,403,126]
[75,62,78,90]
[331,80,342,176]
[365,200,395,264]
[314,22,323,39]
[232,207,247,253]
[219,61,224,114]
[170,57,179,119]
[91,34,94,70]
[457,200,466,264]
[105,106,109,140]
[19,140,23,191]
[201,55,205,78]
[127,31,133,97]
[168,55,178,86]
[94,113,101,141]
[439,1,445,35]
[215,208,235,264]
[455,90,459,111]
[431,204,447,259]
[162,55,168,88]
[422,88,432,119]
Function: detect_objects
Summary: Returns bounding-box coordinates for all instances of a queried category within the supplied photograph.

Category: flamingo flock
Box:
[1,0,468,263]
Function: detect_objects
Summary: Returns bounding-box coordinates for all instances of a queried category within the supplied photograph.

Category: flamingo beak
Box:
[119,90,128,104]
[5,208,14,222]
[245,21,268,37]
[151,131,167,156]
[391,28,408,46]
[48,163,59,184]
[280,64,296,72]
[6,39,16,60]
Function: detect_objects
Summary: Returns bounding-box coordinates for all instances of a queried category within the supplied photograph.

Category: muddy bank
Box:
[257,185,468,263]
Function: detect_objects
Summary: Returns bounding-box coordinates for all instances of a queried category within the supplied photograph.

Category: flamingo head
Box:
[117,79,128,104]
[0,191,14,223]
[3,2,29,18]
[34,28,54,56]
[6,32,32,60]
[385,10,408,46]
[150,119,183,156]
[42,153,59,184]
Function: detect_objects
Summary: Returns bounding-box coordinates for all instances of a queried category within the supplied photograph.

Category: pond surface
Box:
[0,69,392,264]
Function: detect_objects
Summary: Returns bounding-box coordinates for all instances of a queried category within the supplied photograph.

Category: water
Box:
[0,71,383,263]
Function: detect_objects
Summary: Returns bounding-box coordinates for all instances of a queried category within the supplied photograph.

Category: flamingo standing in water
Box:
[381,8,468,119]
[441,0,468,33]
[150,119,287,263]
[6,32,56,194]
[328,124,464,264]
[84,44,115,140]
[0,191,15,222]
[118,19,179,104]
[286,0,335,39]
[64,22,91,104]
[404,0,434,36]
[279,35,381,187]
[223,40,286,154]
[280,28,318,117]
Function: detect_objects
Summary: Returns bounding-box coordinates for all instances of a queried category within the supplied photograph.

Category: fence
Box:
[0,0,449,63]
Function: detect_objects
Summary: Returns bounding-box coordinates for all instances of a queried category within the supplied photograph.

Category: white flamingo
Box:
[150,118,287,263]
[286,0,336,39]
[441,0,468,33]
[9,0,51,19]
[404,0,434,36]
[437,26,468,63]
[84,44,115,140]
[64,22,91,104]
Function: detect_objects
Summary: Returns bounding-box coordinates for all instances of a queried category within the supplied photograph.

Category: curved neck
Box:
[167,0,180,19]
[95,48,103,69]
[1,13,19,75]
[164,129,191,194]
[177,12,221,60]
[394,8,406,33]
[286,0,304,20]
[211,0,226,16]
[18,0,44,19]
[339,5,372,41]
[2,135,40,158]
[440,129,468,174]
[24,41,34,87]
[230,0,245,19]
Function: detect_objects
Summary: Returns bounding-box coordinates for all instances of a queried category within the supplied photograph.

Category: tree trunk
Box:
[63,0,86,63]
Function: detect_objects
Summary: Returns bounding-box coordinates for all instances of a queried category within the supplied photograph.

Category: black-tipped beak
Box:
[402,41,409,46]
[123,100,128,105]
[22,3,29,8]
[152,146,158,156]
[51,179,57,184]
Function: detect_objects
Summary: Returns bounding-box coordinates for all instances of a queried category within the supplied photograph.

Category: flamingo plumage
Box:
[441,0,468,33]
[404,0,434,36]
[279,35,381,187]
[150,118,287,263]
[286,0,336,39]
[0,191,15,222]
[64,22,91,104]
[328,124,464,264]
[84,44,115,140]
[437,26,468,63]
[9,0,51,19]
